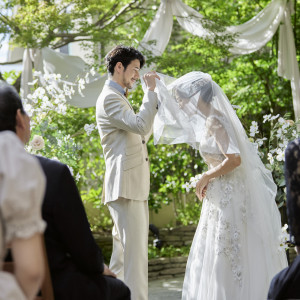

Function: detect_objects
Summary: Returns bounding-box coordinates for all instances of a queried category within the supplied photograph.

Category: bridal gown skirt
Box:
[182,169,287,300]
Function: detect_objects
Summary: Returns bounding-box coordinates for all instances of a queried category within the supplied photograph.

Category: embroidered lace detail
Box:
[215,216,242,286]
[201,172,244,287]
[238,182,248,222]
[220,176,233,208]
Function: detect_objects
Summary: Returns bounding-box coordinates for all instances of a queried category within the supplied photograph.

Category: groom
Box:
[96,45,159,300]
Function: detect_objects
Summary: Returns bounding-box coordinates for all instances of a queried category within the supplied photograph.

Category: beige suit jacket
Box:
[96,84,158,204]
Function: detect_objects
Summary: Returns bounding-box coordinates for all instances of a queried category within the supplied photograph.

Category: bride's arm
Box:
[196,117,241,200]
[195,153,241,200]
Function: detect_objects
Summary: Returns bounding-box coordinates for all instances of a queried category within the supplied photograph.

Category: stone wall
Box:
[148,256,188,280]
[148,225,196,248]
[93,225,197,280]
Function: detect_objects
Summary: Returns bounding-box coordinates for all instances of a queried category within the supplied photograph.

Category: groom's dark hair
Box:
[0,82,25,133]
[105,45,145,75]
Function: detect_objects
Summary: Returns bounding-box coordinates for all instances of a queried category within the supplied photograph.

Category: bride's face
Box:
[174,89,194,115]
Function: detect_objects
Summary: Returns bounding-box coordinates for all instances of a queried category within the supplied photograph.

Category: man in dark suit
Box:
[0,82,130,300]
[36,155,131,300]
[268,138,300,300]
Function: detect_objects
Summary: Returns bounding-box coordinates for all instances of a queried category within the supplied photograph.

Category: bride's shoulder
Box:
[206,113,228,130]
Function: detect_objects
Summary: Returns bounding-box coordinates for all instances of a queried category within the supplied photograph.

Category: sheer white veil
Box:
[152,71,286,268]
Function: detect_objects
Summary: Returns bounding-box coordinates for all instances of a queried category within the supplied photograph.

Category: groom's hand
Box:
[143,71,160,91]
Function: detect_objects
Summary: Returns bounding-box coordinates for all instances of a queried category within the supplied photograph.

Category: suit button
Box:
[142,140,145,144]
[145,158,148,161]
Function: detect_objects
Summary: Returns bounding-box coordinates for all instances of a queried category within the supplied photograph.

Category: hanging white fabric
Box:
[141,0,300,119]
[21,47,108,108]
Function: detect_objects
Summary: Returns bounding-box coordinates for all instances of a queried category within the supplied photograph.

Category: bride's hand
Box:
[195,174,210,201]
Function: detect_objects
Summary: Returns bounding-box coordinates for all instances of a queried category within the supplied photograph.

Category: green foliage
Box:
[0,0,157,55]
[148,244,191,259]
[175,201,202,226]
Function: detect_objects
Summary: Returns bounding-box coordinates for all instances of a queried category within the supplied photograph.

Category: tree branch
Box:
[52,37,94,49]
[99,0,142,29]
[0,59,22,65]
[0,13,21,34]
[94,0,121,27]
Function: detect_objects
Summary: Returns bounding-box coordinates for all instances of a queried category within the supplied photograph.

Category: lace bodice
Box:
[199,114,240,165]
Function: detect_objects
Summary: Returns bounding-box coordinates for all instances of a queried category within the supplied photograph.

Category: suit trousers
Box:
[108,198,149,300]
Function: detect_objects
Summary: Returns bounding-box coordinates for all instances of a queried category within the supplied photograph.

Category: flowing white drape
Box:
[20,48,107,108]
[17,0,300,117]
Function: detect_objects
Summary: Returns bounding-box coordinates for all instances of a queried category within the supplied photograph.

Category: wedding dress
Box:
[152,72,288,300]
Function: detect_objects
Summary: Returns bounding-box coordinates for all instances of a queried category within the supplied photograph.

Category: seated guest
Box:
[268,138,300,300]
[0,83,46,300]
[0,83,131,300]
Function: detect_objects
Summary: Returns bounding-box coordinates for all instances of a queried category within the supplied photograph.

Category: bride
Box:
[152,71,288,300]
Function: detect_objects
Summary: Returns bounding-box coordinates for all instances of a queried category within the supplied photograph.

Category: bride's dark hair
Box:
[173,80,213,104]
[199,81,213,103]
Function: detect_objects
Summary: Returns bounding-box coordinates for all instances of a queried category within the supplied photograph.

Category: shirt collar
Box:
[105,80,126,96]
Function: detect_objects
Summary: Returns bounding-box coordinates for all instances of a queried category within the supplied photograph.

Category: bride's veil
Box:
[152,71,287,273]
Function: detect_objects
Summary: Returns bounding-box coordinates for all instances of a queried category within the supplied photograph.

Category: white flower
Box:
[249,121,259,137]
[255,137,267,147]
[33,71,42,77]
[57,103,67,115]
[53,74,61,81]
[84,123,96,136]
[43,74,51,82]
[182,182,190,192]
[75,173,81,181]
[195,174,203,181]
[278,117,285,124]
[263,114,280,123]
[267,153,274,165]
[263,114,272,123]
[85,73,90,84]
[46,84,56,95]
[278,224,289,251]
[24,103,34,117]
[30,135,45,150]
[278,139,288,149]
[293,130,298,137]
[276,149,285,162]
[282,224,288,232]
[35,87,46,98]
[28,79,38,86]
[90,67,96,76]
[276,128,283,138]
[78,78,85,89]
[282,122,290,130]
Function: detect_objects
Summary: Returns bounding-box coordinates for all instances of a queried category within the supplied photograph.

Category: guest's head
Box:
[105,45,145,89]
[0,82,31,144]
[285,138,300,253]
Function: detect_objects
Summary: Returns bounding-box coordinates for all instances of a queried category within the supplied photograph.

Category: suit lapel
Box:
[107,86,134,111]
